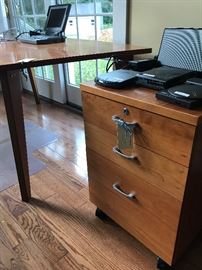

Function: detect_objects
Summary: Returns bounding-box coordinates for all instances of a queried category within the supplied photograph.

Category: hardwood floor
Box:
[0,93,202,270]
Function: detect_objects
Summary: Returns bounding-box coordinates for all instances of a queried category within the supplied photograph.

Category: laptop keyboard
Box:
[18,34,64,44]
[31,35,50,40]
[23,35,59,40]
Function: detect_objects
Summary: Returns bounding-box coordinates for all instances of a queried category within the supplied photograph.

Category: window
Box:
[9,0,50,31]
[60,0,113,87]
[57,0,117,106]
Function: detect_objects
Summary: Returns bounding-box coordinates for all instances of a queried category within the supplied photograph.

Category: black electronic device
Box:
[156,83,202,109]
[136,28,202,90]
[128,58,158,71]
[95,69,138,88]
[18,4,71,44]
[186,77,202,86]
[168,84,202,99]
[136,66,194,90]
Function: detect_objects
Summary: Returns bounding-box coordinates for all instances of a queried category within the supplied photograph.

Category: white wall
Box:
[129,0,202,56]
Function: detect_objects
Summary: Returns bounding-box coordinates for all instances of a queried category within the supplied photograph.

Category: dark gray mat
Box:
[0,120,58,191]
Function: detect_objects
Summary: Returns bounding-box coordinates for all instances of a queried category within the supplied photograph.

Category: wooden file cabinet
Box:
[81,81,202,269]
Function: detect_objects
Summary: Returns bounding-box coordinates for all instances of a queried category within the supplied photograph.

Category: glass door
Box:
[59,0,114,107]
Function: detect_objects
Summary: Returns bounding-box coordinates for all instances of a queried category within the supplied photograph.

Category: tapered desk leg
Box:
[27,67,40,105]
[1,70,31,201]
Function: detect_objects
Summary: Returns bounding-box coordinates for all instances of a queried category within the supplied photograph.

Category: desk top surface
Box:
[0,39,151,71]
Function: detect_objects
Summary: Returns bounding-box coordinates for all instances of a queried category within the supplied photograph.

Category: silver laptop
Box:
[18,4,71,44]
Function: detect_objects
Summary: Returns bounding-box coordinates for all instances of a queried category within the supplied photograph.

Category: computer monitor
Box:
[44,4,71,35]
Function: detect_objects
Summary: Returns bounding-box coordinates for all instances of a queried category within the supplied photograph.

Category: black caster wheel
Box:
[157,257,173,270]
[95,208,108,221]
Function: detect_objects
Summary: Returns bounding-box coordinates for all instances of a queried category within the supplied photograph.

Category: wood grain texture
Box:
[84,122,188,201]
[0,202,27,249]
[0,238,27,270]
[0,93,202,270]
[81,84,202,267]
[81,82,202,126]
[172,117,202,264]
[87,149,181,263]
[27,68,40,104]
[0,193,68,264]
[0,40,151,70]
[1,70,30,201]
[82,92,195,167]
[13,239,55,270]
[0,39,151,203]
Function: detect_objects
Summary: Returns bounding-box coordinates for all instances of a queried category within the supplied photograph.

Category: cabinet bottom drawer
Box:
[88,150,181,264]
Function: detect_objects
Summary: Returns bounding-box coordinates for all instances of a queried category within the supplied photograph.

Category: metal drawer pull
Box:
[112,115,139,133]
[112,183,136,200]
[113,146,137,160]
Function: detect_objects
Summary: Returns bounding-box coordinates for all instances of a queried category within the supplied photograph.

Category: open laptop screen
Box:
[44,4,71,35]
[157,28,202,72]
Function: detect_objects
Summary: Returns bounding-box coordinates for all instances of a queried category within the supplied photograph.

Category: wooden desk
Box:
[0,39,151,202]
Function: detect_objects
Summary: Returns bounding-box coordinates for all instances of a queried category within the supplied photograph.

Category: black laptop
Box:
[136,28,202,90]
[18,4,71,44]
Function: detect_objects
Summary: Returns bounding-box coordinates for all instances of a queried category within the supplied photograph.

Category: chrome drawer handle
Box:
[112,183,136,200]
[112,146,137,160]
[112,115,139,134]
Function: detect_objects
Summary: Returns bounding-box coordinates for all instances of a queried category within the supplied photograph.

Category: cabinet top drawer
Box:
[81,81,202,126]
[82,93,195,167]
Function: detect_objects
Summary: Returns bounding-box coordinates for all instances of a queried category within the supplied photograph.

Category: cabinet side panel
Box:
[173,118,202,264]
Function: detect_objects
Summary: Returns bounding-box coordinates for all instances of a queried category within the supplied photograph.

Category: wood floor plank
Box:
[0,192,29,219]
[27,193,156,270]
[47,136,87,163]
[0,238,27,270]
[13,239,55,270]
[30,159,86,202]
[27,170,57,201]
[27,199,101,270]
[0,192,67,265]
[54,253,91,270]
[16,210,67,264]
[0,205,27,250]
[57,197,156,270]
[34,149,88,187]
